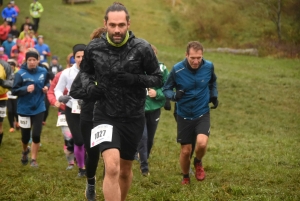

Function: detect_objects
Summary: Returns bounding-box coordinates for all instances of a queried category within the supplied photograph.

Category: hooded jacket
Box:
[80,31,162,121]
[11,63,49,115]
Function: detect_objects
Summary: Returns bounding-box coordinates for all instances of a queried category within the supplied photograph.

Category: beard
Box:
[108,32,126,44]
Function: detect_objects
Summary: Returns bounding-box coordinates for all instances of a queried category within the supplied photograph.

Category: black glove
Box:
[58,95,71,104]
[210,97,218,109]
[0,78,4,86]
[174,90,184,101]
[89,84,105,98]
[116,71,138,86]
[164,99,171,111]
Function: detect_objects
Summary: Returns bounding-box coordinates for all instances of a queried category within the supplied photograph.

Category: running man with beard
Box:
[80,3,162,200]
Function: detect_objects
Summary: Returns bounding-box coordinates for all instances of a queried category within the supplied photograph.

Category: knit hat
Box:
[52,55,58,60]
[72,44,86,57]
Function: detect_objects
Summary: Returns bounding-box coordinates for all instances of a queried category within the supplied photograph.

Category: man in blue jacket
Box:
[1,2,18,27]
[163,41,218,185]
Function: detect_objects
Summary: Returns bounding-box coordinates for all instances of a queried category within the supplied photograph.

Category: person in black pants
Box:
[70,27,106,201]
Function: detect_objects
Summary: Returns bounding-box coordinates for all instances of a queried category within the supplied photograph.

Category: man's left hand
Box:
[210,97,218,109]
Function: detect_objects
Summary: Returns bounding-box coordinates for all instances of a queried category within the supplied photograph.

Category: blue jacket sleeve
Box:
[11,73,28,96]
[162,68,176,101]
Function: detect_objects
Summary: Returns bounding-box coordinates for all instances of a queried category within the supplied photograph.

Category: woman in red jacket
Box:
[47,70,75,170]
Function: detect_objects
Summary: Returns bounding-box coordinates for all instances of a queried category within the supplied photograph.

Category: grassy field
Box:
[0,0,300,200]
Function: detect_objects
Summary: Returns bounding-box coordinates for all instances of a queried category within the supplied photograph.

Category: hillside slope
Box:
[12,0,177,66]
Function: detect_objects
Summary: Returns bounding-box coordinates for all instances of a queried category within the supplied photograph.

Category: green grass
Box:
[1,0,300,200]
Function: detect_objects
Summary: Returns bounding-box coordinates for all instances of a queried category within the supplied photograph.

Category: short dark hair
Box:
[186,41,204,54]
[104,2,130,22]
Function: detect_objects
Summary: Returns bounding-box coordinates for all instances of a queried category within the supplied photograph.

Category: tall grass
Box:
[0,0,299,200]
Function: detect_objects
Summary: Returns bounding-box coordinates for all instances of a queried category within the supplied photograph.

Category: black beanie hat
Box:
[73,44,86,57]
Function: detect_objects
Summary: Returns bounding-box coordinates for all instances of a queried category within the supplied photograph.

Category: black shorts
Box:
[177,112,210,144]
[94,116,145,160]
[0,100,7,122]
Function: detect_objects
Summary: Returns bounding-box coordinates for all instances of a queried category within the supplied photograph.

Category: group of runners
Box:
[0,2,218,201]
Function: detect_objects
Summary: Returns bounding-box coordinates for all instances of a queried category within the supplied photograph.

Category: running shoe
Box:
[78,168,86,177]
[66,164,74,170]
[21,146,30,165]
[181,177,190,185]
[141,170,150,177]
[85,183,96,201]
[194,157,205,181]
[30,159,38,168]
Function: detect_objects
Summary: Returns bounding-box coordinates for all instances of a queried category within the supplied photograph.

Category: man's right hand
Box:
[174,90,184,101]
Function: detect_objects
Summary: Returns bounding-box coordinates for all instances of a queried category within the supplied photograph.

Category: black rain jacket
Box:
[80,31,162,121]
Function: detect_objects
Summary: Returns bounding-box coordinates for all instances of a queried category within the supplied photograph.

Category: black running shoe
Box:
[85,183,96,201]
[21,146,30,165]
[78,168,86,177]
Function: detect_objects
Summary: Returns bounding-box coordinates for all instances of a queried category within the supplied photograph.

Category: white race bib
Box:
[6,17,12,22]
[56,114,68,127]
[90,124,113,148]
[7,91,17,99]
[52,67,58,74]
[0,107,6,118]
[71,100,81,114]
[33,11,38,16]
[18,116,31,128]
[40,55,44,61]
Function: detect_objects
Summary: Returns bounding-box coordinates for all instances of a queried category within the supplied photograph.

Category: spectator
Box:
[34,35,50,63]
[2,33,15,57]
[1,2,17,27]
[18,24,30,40]
[49,56,63,75]
[0,47,8,61]
[30,0,43,33]
[10,1,19,14]
[0,20,11,44]
[20,16,34,32]
[8,24,19,40]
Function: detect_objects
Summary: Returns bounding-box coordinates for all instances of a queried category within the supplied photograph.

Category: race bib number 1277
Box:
[90,124,113,148]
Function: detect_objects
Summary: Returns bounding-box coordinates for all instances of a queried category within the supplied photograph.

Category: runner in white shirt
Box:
[54,44,87,177]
